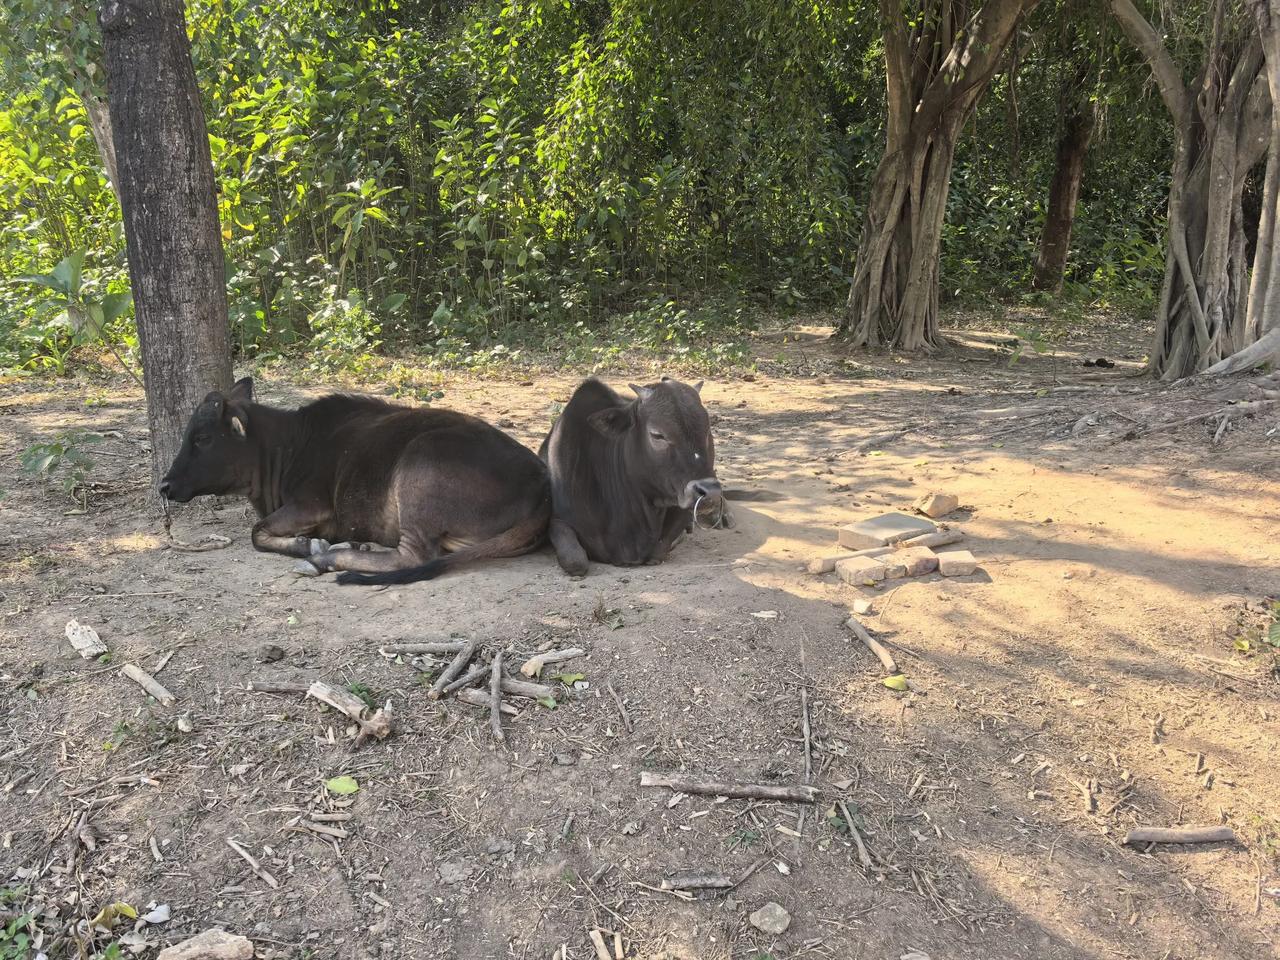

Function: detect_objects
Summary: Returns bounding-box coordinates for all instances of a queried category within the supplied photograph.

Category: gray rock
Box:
[837,512,936,550]
[438,860,474,884]
[749,900,791,935]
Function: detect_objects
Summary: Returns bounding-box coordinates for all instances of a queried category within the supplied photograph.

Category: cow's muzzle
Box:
[680,477,722,510]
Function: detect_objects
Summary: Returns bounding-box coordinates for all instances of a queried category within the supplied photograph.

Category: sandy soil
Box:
[1,325,1278,960]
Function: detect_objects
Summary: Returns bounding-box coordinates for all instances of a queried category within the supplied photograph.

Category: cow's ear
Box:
[628,383,653,402]
[229,414,248,438]
[228,376,254,404]
[588,404,635,437]
[691,380,704,394]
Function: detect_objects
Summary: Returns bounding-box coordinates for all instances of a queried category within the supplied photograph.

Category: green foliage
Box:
[19,428,100,504]
[0,0,1177,374]
[0,908,35,960]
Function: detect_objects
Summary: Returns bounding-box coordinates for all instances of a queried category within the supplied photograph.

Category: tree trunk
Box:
[1032,103,1096,292]
[99,0,231,487]
[1111,0,1271,379]
[842,0,1037,350]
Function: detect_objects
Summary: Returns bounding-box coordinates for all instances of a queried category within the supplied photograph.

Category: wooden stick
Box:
[225,837,279,889]
[843,617,898,674]
[520,647,586,678]
[455,687,518,715]
[380,641,468,655]
[489,650,506,744]
[440,662,490,696]
[639,771,818,803]
[800,688,812,783]
[428,639,477,699]
[247,678,312,694]
[500,676,558,700]
[660,871,734,891]
[121,664,176,706]
[606,682,633,733]
[1123,825,1234,845]
[306,681,394,747]
[838,799,872,868]
[588,930,611,960]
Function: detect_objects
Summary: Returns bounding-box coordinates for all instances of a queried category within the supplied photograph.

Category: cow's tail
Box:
[334,503,549,586]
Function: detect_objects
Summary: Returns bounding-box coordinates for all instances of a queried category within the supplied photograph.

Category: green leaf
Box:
[101,292,133,325]
[1267,621,1280,648]
[553,672,585,685]
[380,293,407,312]
[536,695,557,709]
[882,674,909,692]
[51,250,85,297]
[325,775,359,795]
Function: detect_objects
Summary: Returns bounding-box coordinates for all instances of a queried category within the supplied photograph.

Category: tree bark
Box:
[1032,102,1097,292]
[842,0,1038,350]
[1111,0,1271,379]
[99,0,231,486]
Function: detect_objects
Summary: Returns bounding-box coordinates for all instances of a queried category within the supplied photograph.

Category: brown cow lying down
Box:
[539,377,731,576]
[160,378,550,585]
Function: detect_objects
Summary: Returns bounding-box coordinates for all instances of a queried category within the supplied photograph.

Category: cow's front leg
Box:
[251,502,333,559]
[297,534,435,577]
[549,519,589,577]
[647,507,692,564]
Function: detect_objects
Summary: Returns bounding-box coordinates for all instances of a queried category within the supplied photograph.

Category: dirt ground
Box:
[1,321,1278,960]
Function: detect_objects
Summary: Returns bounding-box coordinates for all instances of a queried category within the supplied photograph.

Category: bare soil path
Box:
[1,324,1277,960]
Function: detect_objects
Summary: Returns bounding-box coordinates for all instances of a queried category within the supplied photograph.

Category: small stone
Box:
[553,752,577,766]
[881,557,909,579]
[852,598,874,615]
[438,860,474,885]
[914,492,959,518]
[156,929,253,960]
[837,512,936,549]
[936,550,977,577]
[835,556,888,585]
[257,644,284,663]
[176,714,194,734]
[897,546,939,576]
[749,901,791,935]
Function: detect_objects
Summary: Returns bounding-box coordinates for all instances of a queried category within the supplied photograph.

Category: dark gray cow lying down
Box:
[538,377,731,576]
[161,378,550,585]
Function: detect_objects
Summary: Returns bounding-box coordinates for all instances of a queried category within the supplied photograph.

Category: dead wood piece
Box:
[247,678,312,694]
[121,664,177,706]
[838,799,872,869]
[800,688,813,783]
[440,662,491,696]
[455,687,518,715]
[520,647,587,678]
[607,682,633,732]
[166,533,233,553]
[380,640,468,655]
[1123,825,1235,846]
[588,929,612,960]
[639,771,818,803]
[843,617,898,674]
[225,838,279,889]
[660,871,734,891]
[501,676,558,700]
[306,681,394,747]
[429,639,478,699]
[156,928,253,960]
[489,650,506,744]
[65,620,108,659]
[303,820,348,840]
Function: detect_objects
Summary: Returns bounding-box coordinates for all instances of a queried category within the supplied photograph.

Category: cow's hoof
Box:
[329,541,353,551]
[720,508,737,530]
[308,538,330,556]
[292,559,321,577]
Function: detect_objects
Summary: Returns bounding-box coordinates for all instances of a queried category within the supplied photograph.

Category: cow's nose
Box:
[158,481,172,499]
[691,478,721,499]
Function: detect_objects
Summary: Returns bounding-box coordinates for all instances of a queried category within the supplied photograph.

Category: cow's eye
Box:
[193,434,211,448]
[649,430,667,443]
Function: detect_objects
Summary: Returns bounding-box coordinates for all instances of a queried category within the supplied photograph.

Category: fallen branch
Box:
[455,687,518,715]
[225,837,279,889]
[428,639,477,699]
[501,676,558,701]
[607,682,633,733]
[121,664,176,706]
[843,617,897,674]
[660,871,734,892]
[440,662,491,696]
[306,681,394,747]
[838,799,872,869]
[1123,825,1235,845]
[489,650,506,744]
[246,678,312,694]
[588,929,612,960]
[380,640,468,655]
[800,688,812,783]
[1132,399,1279,438]
[166,533,233,553]
[639,771,818,803]
[520,647,586,678]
